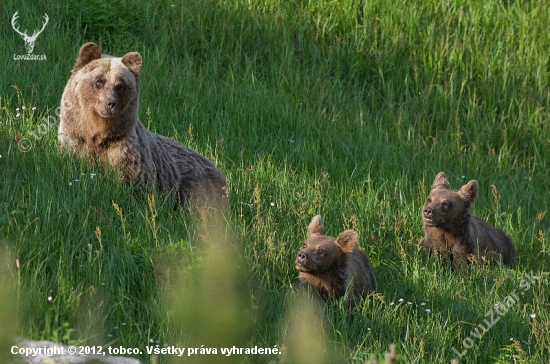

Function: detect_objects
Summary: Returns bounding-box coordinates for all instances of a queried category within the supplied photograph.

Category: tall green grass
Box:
[1,0,549,362]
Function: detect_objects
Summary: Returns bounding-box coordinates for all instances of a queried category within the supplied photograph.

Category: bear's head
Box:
[422,172,478,228]
[295,215,358,274]
[67,42,142,124]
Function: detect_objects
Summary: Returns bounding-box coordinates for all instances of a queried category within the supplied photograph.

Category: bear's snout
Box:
[106,99,118,112]
[96,97,120,118]
[296,252,307,264]
[423,207,434,219]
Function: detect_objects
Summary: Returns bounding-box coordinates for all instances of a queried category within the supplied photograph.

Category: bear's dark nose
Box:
[106,99,118,112]
[297,252,307,264]
[423,208,433,218]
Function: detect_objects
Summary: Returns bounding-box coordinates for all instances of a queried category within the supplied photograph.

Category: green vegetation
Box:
[1,0,549,362]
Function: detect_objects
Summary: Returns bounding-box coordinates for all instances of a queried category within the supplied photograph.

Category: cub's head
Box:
[68,42,142,120]
[295,215,358,274]
[422,172,478,228]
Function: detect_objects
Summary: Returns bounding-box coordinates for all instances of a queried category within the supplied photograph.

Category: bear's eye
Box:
[442,201,451,209]
[114,84,125,93]
[426,197,432,203]
[301,243,307,249]
[318,247,325,256]
[95,79,105,89]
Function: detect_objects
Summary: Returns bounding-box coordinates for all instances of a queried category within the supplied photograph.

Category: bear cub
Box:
[58,42,227,210]
[422,172,516,266]
[295,215,376,306]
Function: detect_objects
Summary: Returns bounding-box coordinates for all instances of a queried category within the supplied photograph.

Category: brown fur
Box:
[58,42,227,210]
[295,215,376,306]
[422,172,516,267]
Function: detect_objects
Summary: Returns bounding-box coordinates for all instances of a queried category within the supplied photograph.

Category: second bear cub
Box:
[422,172,516,266]
[295,215,376,305]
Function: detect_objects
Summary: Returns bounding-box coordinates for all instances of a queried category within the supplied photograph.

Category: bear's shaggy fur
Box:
[58,42,227,210]
[422,172,516,266]
[295,215,376,306]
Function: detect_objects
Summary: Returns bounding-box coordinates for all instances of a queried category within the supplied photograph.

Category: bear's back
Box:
[468,216,516,265]
[344,247,376,303]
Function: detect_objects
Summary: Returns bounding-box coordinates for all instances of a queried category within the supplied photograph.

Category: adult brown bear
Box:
[58,42,227,211]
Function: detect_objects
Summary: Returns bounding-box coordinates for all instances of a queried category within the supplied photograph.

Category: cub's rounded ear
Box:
[335,230,358,253]
[431,171,449,190]
[121,52,142,74]
[72,42,101,73]
[458,180,478,203]
[307,215,324,237]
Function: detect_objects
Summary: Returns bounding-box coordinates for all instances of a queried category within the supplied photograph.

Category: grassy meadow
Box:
[1,0,549,362]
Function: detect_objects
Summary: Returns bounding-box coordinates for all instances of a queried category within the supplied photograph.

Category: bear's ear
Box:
[307,215,324,236]
[458,180,478,203]
[335,230,358,253]
[431,172,449,190]
[72,42,101,73]
[121,52,142,74]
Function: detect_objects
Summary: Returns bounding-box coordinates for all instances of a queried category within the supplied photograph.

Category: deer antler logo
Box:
[11,11,49,54]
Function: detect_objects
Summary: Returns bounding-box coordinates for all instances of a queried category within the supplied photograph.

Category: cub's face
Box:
[295,215,357,274]
[422,172,478,228]
[295,235,342,274]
